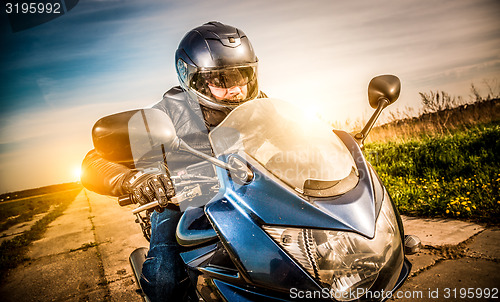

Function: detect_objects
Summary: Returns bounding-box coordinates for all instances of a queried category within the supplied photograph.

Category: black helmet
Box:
[175,22,259,111]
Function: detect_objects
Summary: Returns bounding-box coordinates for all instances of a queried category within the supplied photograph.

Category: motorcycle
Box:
[92,75,421,301]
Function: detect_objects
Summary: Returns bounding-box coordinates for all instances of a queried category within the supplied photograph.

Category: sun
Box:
[73,167,82,180]
[303,104,323,122]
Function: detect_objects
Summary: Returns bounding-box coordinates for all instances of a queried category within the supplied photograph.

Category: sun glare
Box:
[73,167,82,180]
[303,104,322,121]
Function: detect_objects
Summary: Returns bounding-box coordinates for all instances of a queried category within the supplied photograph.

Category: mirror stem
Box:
[177,140,239,173]
[354,98,389,147]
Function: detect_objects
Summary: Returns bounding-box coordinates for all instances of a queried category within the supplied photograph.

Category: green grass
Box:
[364,122,500,224]
[0,188,82,281]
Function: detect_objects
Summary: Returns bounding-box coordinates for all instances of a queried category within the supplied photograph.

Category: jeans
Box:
[140,208,187,302]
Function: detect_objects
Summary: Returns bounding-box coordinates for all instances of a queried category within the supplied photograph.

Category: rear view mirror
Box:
[368,75,401,109]
[355,75,401,147]
[92,109,179,164]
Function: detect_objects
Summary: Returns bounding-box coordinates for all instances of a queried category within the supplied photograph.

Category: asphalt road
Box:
[0,190,498,301]
[0,189,148,302]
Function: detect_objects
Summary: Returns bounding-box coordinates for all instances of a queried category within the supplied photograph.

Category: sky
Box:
[0,0,499,193]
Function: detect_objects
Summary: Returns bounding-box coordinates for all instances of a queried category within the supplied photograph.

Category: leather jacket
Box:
[81,86,266,197]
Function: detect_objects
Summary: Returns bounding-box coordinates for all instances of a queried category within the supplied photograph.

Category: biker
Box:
[81,21,267,301]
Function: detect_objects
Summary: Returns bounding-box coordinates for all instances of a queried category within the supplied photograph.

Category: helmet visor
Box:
[190,64,258,106]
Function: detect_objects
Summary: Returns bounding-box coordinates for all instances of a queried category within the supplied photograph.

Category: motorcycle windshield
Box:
[209,98,359,197]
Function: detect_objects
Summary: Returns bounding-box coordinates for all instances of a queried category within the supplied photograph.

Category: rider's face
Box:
[208,83,248,102]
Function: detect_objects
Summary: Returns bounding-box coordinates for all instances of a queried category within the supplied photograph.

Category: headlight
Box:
[263,190,402,301]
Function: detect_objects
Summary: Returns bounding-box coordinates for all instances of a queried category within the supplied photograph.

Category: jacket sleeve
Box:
[81,149,135,197]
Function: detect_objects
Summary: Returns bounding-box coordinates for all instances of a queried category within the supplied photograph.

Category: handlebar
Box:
[118,194,134,206]
[118,194,162,213]
[118,166,218,213]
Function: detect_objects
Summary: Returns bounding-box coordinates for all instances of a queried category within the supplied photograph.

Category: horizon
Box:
[0,181,81,199]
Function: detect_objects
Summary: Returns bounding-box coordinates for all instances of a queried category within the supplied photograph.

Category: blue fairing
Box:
[176,129,408,301]
[200,130,384,294]
[205,194,322,292]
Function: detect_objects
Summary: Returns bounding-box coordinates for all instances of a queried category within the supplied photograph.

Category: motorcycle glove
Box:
[125,170,176,209]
